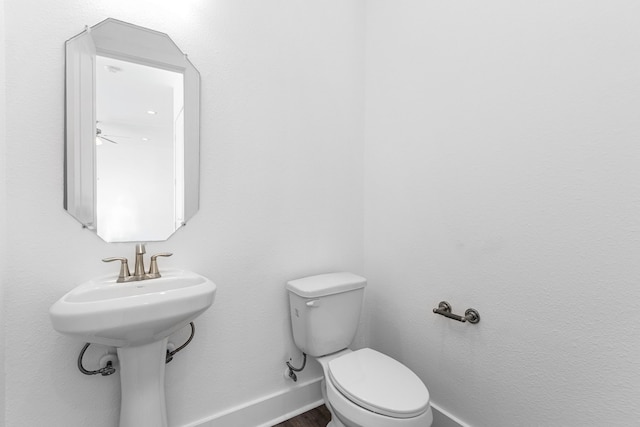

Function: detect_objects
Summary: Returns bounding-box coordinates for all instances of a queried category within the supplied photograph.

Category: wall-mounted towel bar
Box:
[433,301,480,324]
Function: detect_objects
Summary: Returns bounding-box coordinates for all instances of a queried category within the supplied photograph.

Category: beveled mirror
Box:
[64,18,200,242]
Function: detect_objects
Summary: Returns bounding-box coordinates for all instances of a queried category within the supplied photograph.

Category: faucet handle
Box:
[102,257,131,282]
[148,253,173,277]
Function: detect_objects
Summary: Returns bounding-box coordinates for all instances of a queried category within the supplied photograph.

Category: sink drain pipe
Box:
[77,322,196,376]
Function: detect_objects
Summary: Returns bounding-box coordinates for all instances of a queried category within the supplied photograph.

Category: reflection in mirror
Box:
[96,56,184,241]
[64,18,200,242]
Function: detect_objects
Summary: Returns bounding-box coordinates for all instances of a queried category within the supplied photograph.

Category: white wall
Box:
[3,0,364,426]
[0,0,6,422]
[364,1,640,426]
[6,1,639,426]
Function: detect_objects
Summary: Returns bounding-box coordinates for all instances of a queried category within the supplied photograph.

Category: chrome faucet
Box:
[103,244,173,283]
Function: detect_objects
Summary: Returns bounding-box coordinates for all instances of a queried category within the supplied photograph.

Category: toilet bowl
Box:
[317,349,433,427]
[286,272,433,427]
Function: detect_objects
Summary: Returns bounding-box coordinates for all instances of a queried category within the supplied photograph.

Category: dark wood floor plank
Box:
[273,404,331,427]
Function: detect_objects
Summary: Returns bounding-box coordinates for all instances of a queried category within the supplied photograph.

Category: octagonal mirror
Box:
[64,18,200,242]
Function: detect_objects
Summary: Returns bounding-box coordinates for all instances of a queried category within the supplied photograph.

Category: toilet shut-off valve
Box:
[285,353,307,382]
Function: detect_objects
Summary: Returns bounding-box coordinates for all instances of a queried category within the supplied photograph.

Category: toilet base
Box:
[320,377,346,427]
[327,414,349,427]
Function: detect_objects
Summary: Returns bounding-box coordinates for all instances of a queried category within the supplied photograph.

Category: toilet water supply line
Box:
[285,353,307,382]
[77,322,196,376]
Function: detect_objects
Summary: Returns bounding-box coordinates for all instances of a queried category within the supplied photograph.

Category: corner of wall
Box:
[0,0,7,422]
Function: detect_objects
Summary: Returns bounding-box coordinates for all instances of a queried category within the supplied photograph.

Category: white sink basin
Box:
[50,269,216,347]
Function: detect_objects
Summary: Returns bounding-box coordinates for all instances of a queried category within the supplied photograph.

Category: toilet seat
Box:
[328,348,430,418]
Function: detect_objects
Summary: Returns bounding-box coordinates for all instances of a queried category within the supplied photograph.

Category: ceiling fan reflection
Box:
[96,127,133,145]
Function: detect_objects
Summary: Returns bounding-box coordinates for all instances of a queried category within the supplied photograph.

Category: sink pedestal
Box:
[117,338,169,427]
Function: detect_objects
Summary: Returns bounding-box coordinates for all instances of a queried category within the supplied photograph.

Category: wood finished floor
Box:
[273,404,331,427]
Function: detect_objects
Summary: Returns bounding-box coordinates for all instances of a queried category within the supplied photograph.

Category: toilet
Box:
[286,272,433,427]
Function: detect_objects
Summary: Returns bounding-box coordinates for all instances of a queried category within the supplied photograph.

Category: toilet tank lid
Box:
[286,272,366,298]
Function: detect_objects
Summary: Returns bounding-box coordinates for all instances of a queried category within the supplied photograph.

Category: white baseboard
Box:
[431,402,471,427]
[182,378,469,427]
[183,376,324,427]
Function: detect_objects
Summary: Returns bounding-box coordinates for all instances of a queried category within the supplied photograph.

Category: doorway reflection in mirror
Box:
[95,56,184,242]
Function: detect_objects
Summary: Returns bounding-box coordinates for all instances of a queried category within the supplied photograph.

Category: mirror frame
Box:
[64,18,200,242]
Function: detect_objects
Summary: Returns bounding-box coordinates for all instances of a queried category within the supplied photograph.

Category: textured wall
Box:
[3,1,364,426]
[0,0,6,423]
[8,2,638,426]
[364,1,640,426]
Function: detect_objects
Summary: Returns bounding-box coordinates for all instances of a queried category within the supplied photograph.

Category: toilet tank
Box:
[286,272,366,357]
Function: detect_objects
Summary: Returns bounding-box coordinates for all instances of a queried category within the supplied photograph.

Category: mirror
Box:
[64,18,200,242]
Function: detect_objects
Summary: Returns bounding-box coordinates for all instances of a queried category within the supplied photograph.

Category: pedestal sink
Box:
[50,269,216,427]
